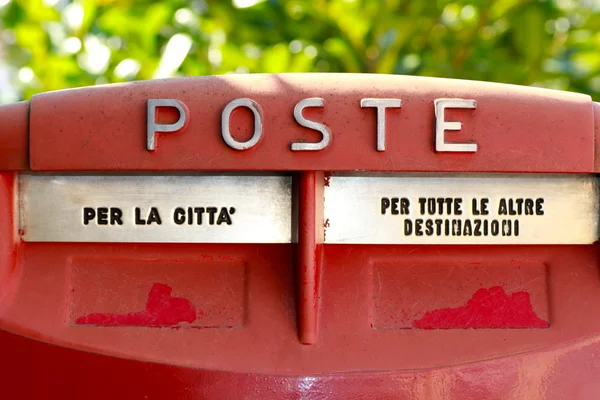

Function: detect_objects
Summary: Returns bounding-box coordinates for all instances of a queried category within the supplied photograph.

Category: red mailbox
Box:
[1,74,600,399]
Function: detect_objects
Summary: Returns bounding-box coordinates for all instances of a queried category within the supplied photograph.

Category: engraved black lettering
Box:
[474,219,482,236]
[491,220,499,236]
[515,198,524,215]
[415,219,424,236]
[207,207,218,225]
[187,207,193,225]
[97,207,109,225]
[452,219,461,235]
[536,198,544,215]
[425,219,434,235]
[437,198,445,214]
[502,220,511,236]
[427,198,436,215]
[498,199,507,215]
[444,198,453,215]
[524,199,534,215]
[400,198,410,215]
[381,197,390,215]
[391,198,399,215]
[508,199,517,215]
[472,198,481,215]
[83,207,96,225]
[454,198,463,215]
[194,207,204,224]
[147,207,162,225]
[110,208,123,225]
[174,207,185,225]
[481,198,489,215]
[515,219,520,236]
[135,207,146,225]
[472,198,489,216]
[217,207,232,225]
[418,198,426,215]
[463,219,472,236]
[404,219,413,236]
[435,219,444,236]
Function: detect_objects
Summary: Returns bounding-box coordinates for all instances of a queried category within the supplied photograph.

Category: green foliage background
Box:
[0,0,599,103]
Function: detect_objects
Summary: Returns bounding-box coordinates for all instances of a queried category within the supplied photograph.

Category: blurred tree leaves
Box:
[0,0,599,103]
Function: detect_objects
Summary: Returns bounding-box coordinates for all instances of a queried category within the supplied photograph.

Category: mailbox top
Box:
[1,74,599,172]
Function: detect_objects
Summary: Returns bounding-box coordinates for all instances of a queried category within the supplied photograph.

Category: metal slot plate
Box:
[19,173,599,245]
[19,174,292,243]
[324,174,599,245]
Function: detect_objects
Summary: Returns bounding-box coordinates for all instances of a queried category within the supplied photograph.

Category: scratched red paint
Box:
[323,172,331,187]
[412,286,549,329]
[75,283,197,327]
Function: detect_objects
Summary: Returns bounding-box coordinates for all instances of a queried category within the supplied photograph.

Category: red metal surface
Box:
[1,75,600,398]
[2,329,600,399]
[29,74,596,172]
[75,283,198,327]
[2,243,600,375]
[594,102,600,171]
[70,257,246,329]
[371,260,549,329]
[411,286,549,329]
[297,171,324,344]
[0,102,29,170]
[0,173,20,317]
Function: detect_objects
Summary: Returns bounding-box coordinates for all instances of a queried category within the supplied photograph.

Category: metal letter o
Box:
[221,98,263,150]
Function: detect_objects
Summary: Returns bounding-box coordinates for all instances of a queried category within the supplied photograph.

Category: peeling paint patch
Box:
[75,283,197,327]
[412,286,549,329]
[323,172,331,187]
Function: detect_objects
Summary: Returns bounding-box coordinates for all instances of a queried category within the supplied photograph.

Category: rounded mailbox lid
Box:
[19,73,599,172]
